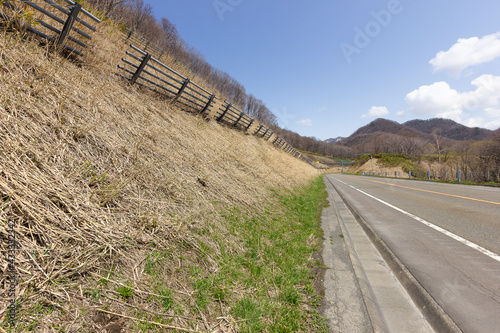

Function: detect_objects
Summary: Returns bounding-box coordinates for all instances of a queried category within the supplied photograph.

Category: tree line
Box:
[351,130,500,182]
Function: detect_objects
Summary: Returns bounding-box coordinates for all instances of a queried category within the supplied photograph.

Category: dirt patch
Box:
[347,158,405,176]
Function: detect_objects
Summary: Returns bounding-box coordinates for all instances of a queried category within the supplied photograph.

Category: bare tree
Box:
[432,128,443,162]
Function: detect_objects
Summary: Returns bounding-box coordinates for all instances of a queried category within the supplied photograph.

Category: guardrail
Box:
[361,169,499,183]
[1,0,100,56]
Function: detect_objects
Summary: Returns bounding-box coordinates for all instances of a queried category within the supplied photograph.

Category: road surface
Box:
[325,174,500,333]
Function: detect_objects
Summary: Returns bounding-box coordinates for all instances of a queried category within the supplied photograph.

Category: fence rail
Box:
[1,0,100,56]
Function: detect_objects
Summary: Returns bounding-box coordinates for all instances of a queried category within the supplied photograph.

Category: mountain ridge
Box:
[326,118,494,147]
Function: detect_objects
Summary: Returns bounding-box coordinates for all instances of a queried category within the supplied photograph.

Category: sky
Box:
[143,0,500,140]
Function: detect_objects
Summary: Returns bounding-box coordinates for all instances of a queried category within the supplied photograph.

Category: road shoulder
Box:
[322,175,436,333]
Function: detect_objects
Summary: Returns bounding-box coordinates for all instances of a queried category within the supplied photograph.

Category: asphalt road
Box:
[326,174,500,333]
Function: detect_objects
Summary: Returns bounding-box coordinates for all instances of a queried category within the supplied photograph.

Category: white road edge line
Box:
[335,178,500,263]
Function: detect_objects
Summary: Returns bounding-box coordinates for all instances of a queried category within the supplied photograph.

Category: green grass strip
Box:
[219,176,330,332]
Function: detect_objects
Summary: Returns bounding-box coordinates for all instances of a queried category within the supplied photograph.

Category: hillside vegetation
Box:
[348,152,500,184]
[0,11,330,331]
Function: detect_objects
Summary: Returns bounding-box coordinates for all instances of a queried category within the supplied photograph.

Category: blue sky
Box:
[144,0,500,140]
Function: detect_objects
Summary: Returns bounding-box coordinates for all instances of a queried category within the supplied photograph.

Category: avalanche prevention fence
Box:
[0,0,313,166]
[117,42,307,161]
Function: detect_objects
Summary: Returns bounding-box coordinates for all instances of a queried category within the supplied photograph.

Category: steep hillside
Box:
[0,18,321,331]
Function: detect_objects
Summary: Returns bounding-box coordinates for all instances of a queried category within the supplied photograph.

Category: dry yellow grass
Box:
[347,158,405,175]
[0,10,317,331]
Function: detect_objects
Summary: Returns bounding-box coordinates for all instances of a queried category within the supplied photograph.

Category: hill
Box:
[403,118,493,141]
[325,136,346,144]
[0,15,326,331]
[341,118,493,148]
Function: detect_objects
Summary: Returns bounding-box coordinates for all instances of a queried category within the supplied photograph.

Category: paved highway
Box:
[326,174,500,333]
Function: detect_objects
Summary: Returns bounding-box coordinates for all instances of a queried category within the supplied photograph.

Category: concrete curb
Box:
[328,183,388,333]
[331,180,463,333]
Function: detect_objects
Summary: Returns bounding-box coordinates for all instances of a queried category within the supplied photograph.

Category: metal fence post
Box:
[246,119,254,131]
[172,78,190,103]
[201,94,215,115]
[457,170,461,182]
[233,112,244,128]
[130,53,151,85]
[428,170,431,180]
[253,124,262,135]
[217,103,231,122]
[56,3,81,49]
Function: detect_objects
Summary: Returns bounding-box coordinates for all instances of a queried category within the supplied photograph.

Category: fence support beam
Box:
[56,3,81,49]
[246,119,254,131]
[201,94,215,115]
[233,112,244,128]
[217,104,232,122]
[253,124,263,135]
[130,53,151,85]
[172,78,190,103]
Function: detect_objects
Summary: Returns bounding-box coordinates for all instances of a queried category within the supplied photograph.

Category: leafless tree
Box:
[432,128,443,162]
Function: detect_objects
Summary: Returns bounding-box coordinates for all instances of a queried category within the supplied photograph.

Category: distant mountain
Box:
[403,118,492,141]
[339,118,493,148]
[325,136,346,144]
[341,118,423,147]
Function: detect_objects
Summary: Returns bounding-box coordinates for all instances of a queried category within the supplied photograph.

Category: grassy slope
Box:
[0,16,327,332]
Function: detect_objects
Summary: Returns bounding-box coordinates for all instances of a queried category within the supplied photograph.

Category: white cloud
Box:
[429,32,500,77]
[404,75,500,129]
[486,107,500,118]
[296,118,313,127]
[396,110,406,117]
[461,74,500,108]
[318,106,328,112]
[362,106,390,118]
[405,81,462,117]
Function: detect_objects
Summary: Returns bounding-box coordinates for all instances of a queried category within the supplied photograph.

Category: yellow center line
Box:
[344,176,500,206]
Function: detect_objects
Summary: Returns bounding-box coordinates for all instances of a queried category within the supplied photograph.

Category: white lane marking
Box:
[335,178,500,263]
